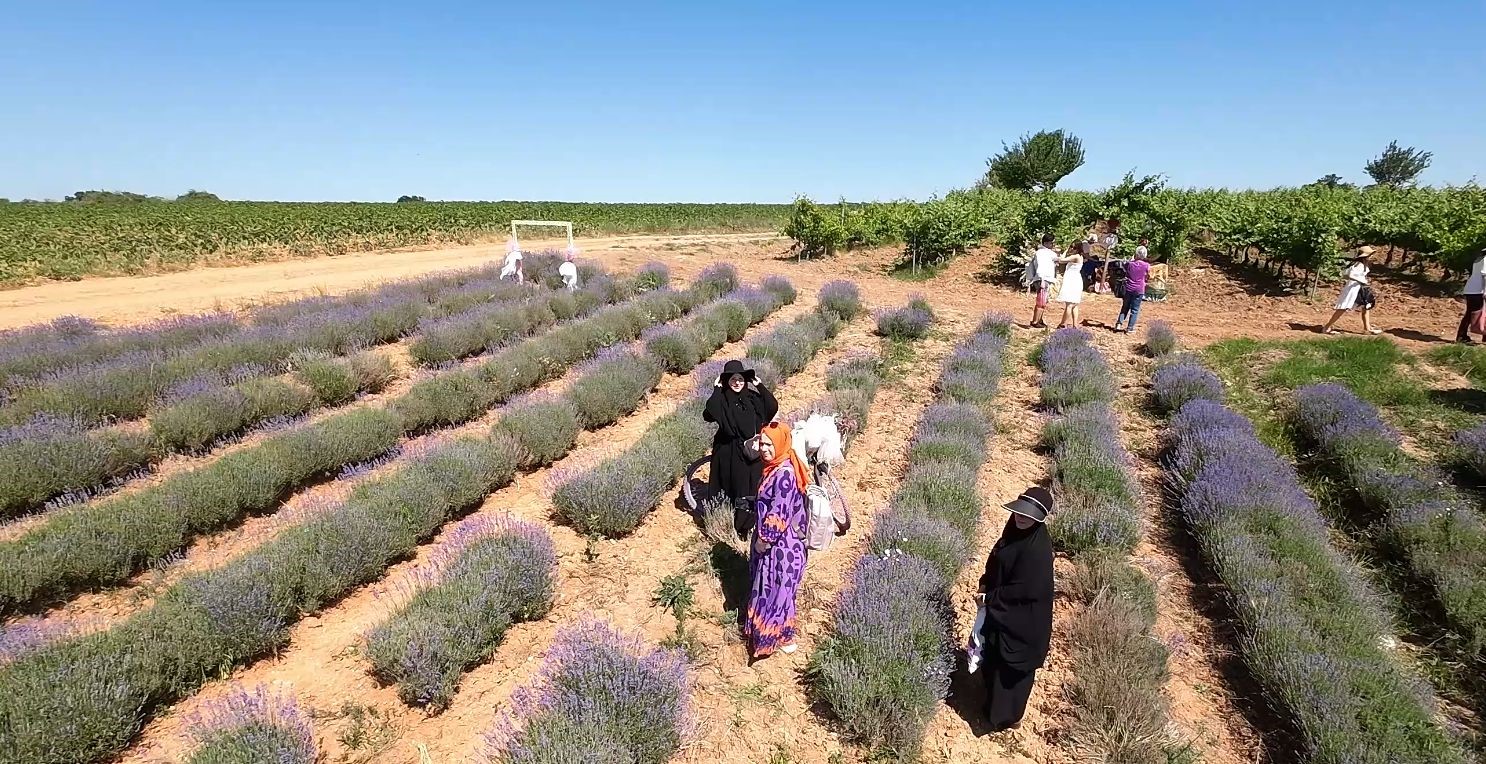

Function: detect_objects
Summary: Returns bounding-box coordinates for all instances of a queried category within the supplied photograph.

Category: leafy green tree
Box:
[984,130,1086,191]
[1364,141,1432,189]
[1309,173,1354,190]
[396,195,427,203]
[175,190,221,202]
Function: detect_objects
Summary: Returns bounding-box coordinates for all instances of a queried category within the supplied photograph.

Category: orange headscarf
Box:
[760,421,808,493]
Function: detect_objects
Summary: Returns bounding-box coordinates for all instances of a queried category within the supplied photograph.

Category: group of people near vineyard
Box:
[1026,232,1156,333]
[704,360,1054,733]
[1025,231,1486,346]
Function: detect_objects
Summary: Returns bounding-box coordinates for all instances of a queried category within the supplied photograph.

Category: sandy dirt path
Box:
[0,232,781,329]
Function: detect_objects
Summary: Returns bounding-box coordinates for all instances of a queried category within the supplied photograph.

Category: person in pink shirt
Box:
[1113,240,1151,333]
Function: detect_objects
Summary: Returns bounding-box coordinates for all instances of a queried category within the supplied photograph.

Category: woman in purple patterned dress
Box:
[744,421,809,659]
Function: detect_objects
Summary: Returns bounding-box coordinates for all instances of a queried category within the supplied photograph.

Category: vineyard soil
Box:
[5,234,1476,763]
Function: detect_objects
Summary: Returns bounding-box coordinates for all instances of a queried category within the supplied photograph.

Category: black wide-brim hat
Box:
[1005,486,1053,523]
[720,359,757,382]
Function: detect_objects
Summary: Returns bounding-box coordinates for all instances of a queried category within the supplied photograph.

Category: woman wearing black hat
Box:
[976,486,1055,732]
[704,360,779,530]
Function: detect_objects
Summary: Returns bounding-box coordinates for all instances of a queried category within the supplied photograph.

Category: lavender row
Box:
[1037,328,1141,554]
[550,281,858,539]
[0,278,714,617]
[811,313,1013,755]
[365,516,556,710]
[0,352,395,520]
[1040,327,1184,760]
[360,281,793,709]
[479,620,692,764]
[0,256,558,397]
[0,274,780,764]
[1292,383,1486,657]
[0,257,594,428]
[1161,372,1464,763]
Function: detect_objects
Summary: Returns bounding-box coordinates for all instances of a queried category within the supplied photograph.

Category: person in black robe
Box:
[703,359,778,530]
[977,486,1055,732]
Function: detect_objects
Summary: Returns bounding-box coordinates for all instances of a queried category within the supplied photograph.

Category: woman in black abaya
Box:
[703,360,778,528]
[976,486,1055,732]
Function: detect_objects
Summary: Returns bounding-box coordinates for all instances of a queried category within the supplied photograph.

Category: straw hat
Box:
[1356,245,1377,258]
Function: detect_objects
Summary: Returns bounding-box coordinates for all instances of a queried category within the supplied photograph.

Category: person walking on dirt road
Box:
[1321,246,1381,336]
[1028,234,1059,328]
[1113,241,1151,334]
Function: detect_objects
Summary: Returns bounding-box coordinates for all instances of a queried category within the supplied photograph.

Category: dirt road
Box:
[0,232,782,330]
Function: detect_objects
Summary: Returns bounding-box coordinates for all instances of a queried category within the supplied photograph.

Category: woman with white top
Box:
[499,237,524,284]
[1455,247,1486,343]
[1055,240,1086,329]
[1321,246,1380,335]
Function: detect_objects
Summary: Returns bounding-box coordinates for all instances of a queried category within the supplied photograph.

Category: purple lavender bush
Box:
[1455,423,1486,480]
[809,553,954,756]
[0,416,156,518]
[0,407,404,616]
[1038,328,1115,409]
[482,620,692,764]
[1144,320,1178,357]
[1150,362,1223,413]
[818,280,863,322]
[551,403,712,537]
[874,303,934,341]
[694,262,740,296]
[635,261,671,292]
[1164,396,1465,763]
[760,274,798,305]
[495,393,582,468]
[365,516,556,710]
[185,684,316,764]
[812,319,1007,755]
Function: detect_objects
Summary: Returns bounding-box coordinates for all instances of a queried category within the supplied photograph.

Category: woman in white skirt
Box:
[1321,246,1381,335]
[1055,241,1087,329]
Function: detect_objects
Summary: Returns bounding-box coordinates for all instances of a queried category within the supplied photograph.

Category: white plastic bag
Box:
[804,484,836,551]
[966,601,988,673]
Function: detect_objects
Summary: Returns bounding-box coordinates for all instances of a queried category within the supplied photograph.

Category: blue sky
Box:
[1,1,1481,202]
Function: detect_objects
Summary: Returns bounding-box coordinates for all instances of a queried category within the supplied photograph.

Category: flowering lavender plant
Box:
[365,516,555,709]
[482,620,692,764]
[818,280,863,321]
[185,684,316,764]
[1150,362,1224,413]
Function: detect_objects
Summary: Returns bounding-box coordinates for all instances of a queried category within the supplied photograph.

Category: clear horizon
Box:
[2,1,1482,203]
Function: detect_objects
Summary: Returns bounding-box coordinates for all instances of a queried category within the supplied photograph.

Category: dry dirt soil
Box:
[3,234,1472,764]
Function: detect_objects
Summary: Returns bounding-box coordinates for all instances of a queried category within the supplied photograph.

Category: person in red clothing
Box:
[1113,240,1151,334]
